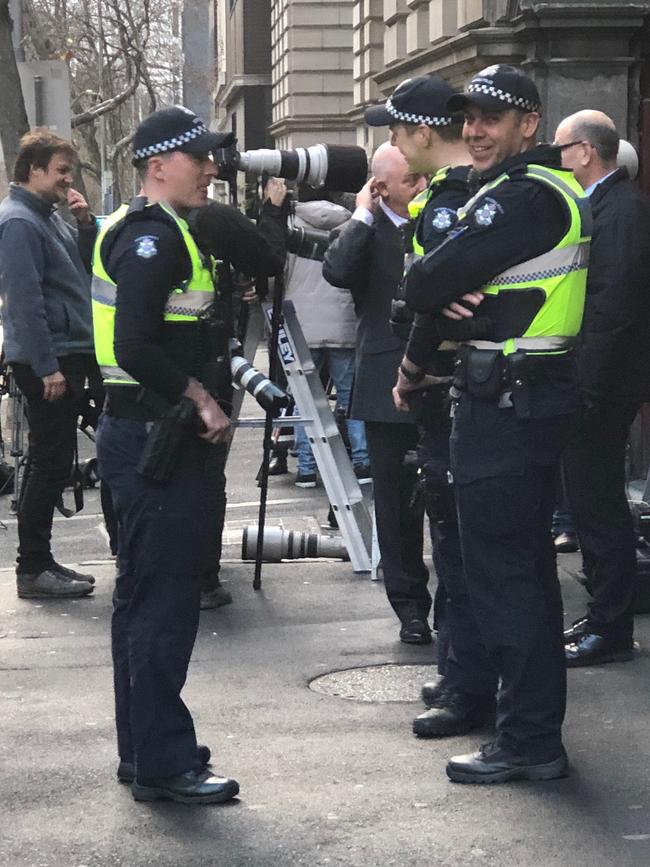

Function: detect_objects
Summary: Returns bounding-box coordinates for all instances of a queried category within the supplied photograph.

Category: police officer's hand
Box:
[264,178,288,207]
[442,291,484,320]
[42,371,67,402]
[184,380,232,444]
[356,178,379,214]
[393,370,452,412]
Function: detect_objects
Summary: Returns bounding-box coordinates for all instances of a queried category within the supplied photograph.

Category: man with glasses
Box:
[404,66,591,783]
[554,110,650,666]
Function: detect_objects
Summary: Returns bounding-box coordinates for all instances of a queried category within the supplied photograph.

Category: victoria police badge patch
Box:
[431,208,456,232]
[473,198,500,227]
[135,235,158,259]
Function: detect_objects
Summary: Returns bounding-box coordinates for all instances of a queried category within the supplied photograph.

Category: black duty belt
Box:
[104,386,172,421]
[453,346,577,402]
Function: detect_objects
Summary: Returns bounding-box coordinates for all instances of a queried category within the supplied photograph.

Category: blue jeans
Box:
[295,347,368,475]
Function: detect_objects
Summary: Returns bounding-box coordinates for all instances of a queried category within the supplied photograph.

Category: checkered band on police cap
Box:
[365,76,457,127]
[132,105,231,162]
[384,95,452,127]
[466,82,540,113]
[447,65,542,116]
[133,122,210,160]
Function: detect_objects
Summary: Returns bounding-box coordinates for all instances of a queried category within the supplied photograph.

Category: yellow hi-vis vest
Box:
[408,166,452,258]
[92,201,216,386]
[456,164,591,355]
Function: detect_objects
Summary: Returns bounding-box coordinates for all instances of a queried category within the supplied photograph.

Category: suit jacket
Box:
[579,168,650,404]
[323,208,414,424]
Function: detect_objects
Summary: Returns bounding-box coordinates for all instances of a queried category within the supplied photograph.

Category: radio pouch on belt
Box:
[464,349,503,400]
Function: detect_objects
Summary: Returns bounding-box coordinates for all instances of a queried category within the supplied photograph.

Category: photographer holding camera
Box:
[93,106,285,805]
[189,176,288,609]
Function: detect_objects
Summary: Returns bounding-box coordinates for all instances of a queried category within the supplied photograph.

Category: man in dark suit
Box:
[323,143,432,643]
[554,110,650,665]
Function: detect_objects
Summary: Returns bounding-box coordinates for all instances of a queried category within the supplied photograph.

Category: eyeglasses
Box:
[553,140,593,150]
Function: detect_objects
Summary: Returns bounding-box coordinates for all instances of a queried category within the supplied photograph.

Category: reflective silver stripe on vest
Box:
[466,337,575,351]
[525,165,581,200]
[92,275,116,305]
[525,165,593,236]
[92,274,212,316]
[99,364,138,384]
[484,240,589,288]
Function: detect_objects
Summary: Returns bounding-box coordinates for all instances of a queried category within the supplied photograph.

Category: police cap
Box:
[448,65,542,116]
[132,105,234,163]
[365,76,457,128]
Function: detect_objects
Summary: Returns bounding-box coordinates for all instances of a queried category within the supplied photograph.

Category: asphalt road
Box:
[1,408,649,867]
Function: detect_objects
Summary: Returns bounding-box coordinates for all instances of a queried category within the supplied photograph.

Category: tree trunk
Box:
[0,0,29,183]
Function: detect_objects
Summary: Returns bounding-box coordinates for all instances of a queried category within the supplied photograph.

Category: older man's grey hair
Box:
[570,116,620,164]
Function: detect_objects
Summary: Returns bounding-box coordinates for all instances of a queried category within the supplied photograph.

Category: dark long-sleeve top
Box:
[405,146,569,316]
[577,168,650,405]
[102,198,286,404]
[0,184,98,376]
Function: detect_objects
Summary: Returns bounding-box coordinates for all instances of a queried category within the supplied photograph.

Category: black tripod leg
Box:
[253,408,274,590]
[253,273,286,590]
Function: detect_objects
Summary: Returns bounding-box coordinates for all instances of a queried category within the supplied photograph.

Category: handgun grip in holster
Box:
[136,397,198,483]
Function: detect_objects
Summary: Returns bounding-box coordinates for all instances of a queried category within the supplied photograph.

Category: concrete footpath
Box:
[1,411,650,867]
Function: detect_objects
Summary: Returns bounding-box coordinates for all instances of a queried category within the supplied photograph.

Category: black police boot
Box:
[132,768,239,804]
[412,688,494,738]
[421,676,446,708]
[446,741,568,784]
[117,744,212,784]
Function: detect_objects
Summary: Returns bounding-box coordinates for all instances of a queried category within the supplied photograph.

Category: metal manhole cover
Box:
[309,664,434,703]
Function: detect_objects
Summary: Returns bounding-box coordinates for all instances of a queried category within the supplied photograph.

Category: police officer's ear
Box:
[519,111,542,142]
[145,154,169,182]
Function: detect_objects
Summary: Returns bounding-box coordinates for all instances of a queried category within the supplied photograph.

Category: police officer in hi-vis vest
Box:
[93,107,242,805]
[404,66,591,784]
[366,76,499,740]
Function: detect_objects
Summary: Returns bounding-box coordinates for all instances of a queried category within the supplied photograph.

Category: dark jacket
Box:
[578,168,650,405]
[323,207,411,424]
[0,184,97,377]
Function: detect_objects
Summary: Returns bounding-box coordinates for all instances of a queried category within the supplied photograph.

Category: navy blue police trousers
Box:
[450,393,574,762]
[97,414,220,782]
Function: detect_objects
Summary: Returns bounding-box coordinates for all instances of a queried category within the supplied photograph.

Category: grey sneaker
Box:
[16,569,94,599]
[52,562,96,585]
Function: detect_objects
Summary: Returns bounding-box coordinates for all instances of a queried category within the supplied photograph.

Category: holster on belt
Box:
[454,346,507,400]
[136,397,199,483]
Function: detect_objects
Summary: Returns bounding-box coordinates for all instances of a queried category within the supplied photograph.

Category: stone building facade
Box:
[269,0,356,147]
[352,1,650,149]
[212,0,650,159]
[212,0,274,150]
